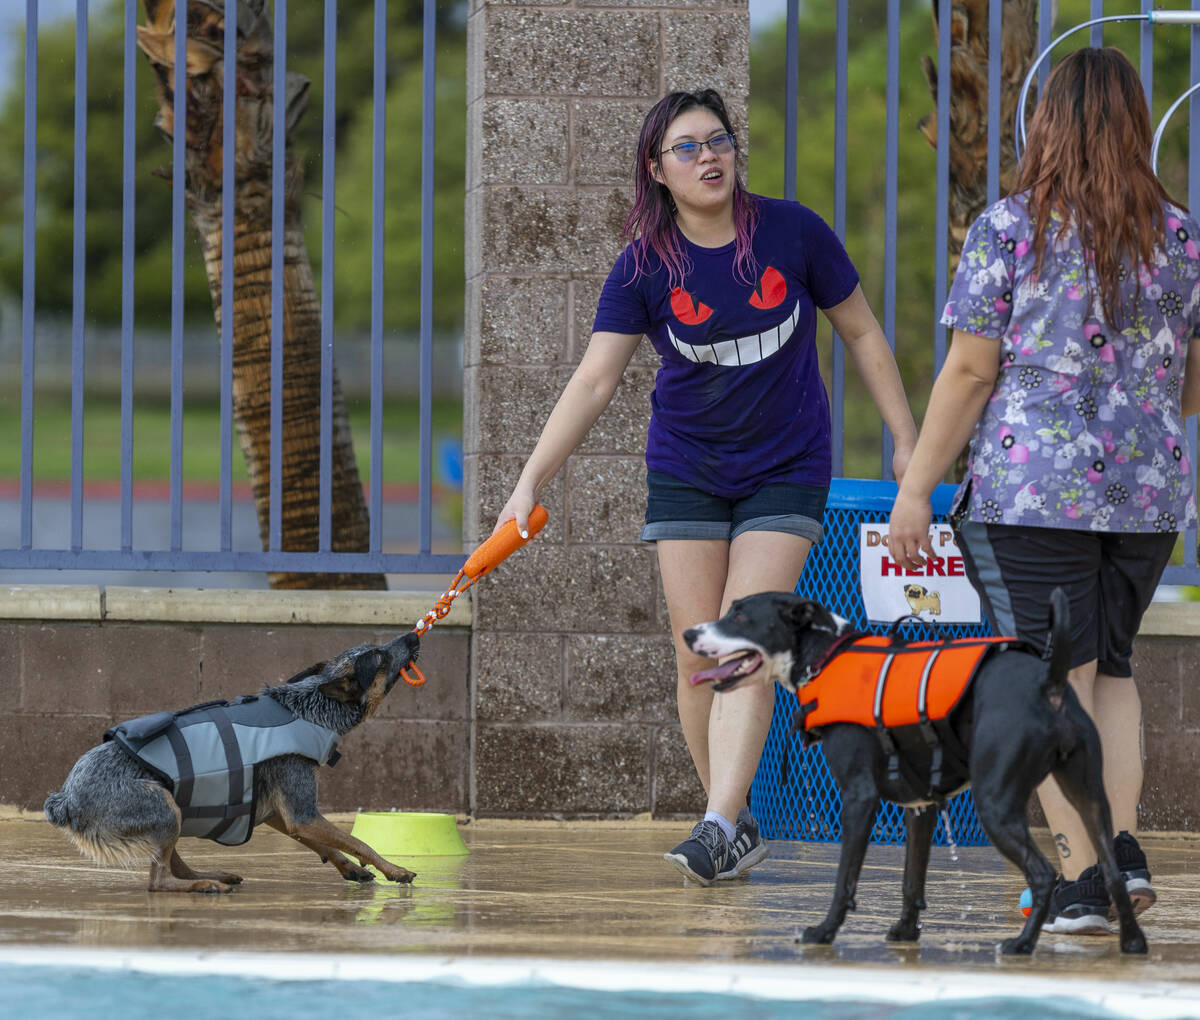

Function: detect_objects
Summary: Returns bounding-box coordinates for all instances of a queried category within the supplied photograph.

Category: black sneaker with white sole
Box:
[716,808,769,880]
[1042,866,1111,935]
[1112,830,1156,919]
[663,820,729,886]
[1019,830,1159,922]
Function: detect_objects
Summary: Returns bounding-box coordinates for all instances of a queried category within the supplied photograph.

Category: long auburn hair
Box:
[1019,47,1178,327]
[622,89,759,288]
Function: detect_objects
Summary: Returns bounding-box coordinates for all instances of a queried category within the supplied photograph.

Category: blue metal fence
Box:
[5,0,461,579]
[7,1,1200,583]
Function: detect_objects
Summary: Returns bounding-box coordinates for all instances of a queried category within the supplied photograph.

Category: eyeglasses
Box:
[658,133,736,162]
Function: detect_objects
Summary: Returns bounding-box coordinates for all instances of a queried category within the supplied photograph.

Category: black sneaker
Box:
[716,808,769,880]
[1112,830,1156,919]
[664,820,730,886]
[1042,866,1111,935]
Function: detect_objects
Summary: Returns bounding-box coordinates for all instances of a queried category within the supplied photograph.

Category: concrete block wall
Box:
[1016,610,1200,832]
[464,0,750,818]
[1127,608,1200,831]
[4,588,1200,830]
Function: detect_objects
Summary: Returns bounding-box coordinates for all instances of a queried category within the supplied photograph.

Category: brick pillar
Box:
[464,0,750,817]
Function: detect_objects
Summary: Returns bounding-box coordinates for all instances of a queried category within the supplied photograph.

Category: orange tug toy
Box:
[398,505,550,687]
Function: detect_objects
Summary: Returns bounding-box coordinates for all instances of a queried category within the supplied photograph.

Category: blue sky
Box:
[750,0,789,30]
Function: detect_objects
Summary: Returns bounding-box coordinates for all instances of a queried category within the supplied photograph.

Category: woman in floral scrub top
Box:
[891,48,1200,935]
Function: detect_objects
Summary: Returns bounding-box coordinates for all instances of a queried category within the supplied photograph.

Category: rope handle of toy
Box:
[400,505,550,686]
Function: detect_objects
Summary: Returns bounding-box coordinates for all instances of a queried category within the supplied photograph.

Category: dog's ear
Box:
[354,649,384,692]
[318,673,362,704]
[286,662,326,684]
[318,649,384,704]
[780,598,818,630]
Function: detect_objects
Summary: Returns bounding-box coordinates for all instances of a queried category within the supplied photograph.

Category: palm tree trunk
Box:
[919,0,1041,268]
[199,225,383,589]
[138,0,385,589]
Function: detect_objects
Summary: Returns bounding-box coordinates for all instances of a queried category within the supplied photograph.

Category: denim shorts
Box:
[955,522,1176,677]
[641,469,827,543]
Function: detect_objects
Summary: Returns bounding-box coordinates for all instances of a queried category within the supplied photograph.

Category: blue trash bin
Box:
[749,478,994,847]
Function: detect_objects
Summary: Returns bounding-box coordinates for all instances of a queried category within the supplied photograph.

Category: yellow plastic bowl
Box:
[349,811,469,857]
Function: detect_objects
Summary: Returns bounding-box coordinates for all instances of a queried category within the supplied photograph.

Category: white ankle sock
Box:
[704,810,736,841]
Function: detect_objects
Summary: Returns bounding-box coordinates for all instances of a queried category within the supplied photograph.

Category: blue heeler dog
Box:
[45,633,421,893]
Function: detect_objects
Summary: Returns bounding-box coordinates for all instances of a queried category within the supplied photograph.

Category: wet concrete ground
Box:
[3,811,1200,1008]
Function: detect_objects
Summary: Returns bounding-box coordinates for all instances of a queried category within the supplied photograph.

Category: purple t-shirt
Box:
[943,193,1199,533]
[592,196,860,498]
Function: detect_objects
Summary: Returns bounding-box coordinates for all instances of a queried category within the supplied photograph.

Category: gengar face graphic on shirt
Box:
[666,264,802,366]
[588,196,858,495]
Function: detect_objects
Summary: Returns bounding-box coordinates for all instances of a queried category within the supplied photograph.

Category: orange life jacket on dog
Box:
[798,635,1014,732]
[793,632,1021,800]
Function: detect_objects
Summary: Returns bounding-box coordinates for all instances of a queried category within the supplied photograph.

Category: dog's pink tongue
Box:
[689,657,746,687]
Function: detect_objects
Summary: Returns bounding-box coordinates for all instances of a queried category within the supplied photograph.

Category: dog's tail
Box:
[1042,587,1071,706]
[44,790,156,868]
[43,791,71,828]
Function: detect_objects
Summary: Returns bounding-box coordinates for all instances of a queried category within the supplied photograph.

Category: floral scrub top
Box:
[942,193,1200,533]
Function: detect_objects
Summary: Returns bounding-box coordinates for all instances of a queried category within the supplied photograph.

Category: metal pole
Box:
[70,0,89,552]
[784,0,798,202]
[934,0,950,374]
[219,0,237,552]
[121,0,136,551]
[882,0,899,478]
[370,0,387,555]
[418,0,437,553]
[20,0,39,551]
[319,0,338,553]
[169,0,186,550]
[270,0,287,552]
[831,0,847,476]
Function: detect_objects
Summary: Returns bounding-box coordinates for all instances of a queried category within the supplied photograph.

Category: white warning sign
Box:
[859,523,982,625]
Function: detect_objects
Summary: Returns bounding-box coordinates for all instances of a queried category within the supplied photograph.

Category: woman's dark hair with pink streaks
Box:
[622,89,759,288]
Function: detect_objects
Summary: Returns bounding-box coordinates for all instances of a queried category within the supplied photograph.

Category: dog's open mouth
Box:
[689,650,763,691]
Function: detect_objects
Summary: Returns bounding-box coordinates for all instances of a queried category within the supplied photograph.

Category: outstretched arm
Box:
[495,331,643,536]
[888,328,1001,567]
[822,285,919,482]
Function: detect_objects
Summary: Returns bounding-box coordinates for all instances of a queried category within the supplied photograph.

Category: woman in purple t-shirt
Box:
[495,89,916,884]
[890,48,1200,933]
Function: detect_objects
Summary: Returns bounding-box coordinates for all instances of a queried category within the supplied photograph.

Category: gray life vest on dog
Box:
[105,696,341,846]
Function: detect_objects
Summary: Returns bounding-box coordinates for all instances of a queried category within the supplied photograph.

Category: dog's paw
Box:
[886,922,920,943]
[343,867,376,883]
[194,880,236,894]
[998,935,1036,956]
[797,925,836,945]
[382,865,416,885]
[1119,930,1149,955]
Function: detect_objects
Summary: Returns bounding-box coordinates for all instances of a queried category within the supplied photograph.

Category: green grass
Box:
[0,392,464,485]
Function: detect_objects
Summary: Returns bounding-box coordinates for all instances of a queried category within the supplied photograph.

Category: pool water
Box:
[0,965,1127,1020]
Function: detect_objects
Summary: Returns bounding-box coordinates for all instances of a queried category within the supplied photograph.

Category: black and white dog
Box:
[684,590,1146,956]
